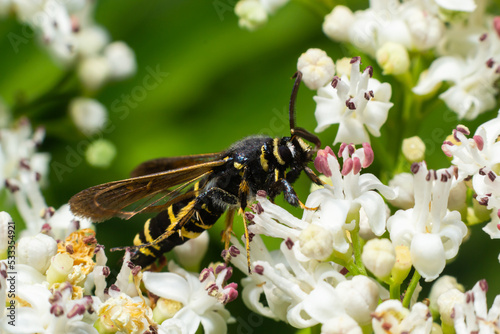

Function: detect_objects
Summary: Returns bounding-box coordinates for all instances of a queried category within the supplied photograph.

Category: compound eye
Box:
[278,145,292,163]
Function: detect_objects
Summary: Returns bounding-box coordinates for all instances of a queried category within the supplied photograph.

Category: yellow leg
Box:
[239,207,252,274]
[298,199,319,211]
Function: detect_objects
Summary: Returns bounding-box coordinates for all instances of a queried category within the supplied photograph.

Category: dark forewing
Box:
[69,160,225,222]
[130,153,223,177]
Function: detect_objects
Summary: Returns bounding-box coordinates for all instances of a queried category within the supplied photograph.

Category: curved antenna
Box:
[289,71,302,133]
[289,71,321,151]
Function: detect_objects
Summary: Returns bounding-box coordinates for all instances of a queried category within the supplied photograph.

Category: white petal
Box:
[302,281,341,323]
[410,233,445,281]
[363,100,393,137]
[143,272,190,305]
[334,117,369,145]
[200,310,228,334]
[413,56,464,95]
[355,191,388,236]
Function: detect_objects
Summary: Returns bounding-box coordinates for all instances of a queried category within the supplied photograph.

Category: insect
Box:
[69,71,323,271]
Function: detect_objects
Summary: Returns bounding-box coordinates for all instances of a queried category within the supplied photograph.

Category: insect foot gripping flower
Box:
[372,300,433,333]
[142,261,234,334]
[387,162,468,282]
[452,280,500,334]
[297,48,335,90]
[413,31,500,120]
[313,57,393,145]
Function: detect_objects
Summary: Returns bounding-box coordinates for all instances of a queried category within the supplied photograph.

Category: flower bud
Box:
[388,173,415,210]
[235,0,268,31]
[18,233,57,274]
[321,314,362,334]
[46,253,74,284]
[391,245,412,284]
[448,181,467,215]
[429,275,464,316]
[361,238,396,279]
[336,276,379,325]
[85,139,117,168]
[153,298,183,324]
[376,42,410,75]
[402,136,426,163]
[298,223,334,260]
[69,97,108,135]
[322,6,353,42]
[75,26,109,57]
[78,56,111,91]
[437,288,465,326]
[297,48,335,90]
[0,212,13,259]
[335,57,352,78]
[104,41,137,80]
[173,231,209,271]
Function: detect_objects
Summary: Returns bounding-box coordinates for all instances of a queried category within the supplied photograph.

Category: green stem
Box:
[402,270,421,308]
[310,324,322,334]
[351,228,367,276]
[389,281,401,300]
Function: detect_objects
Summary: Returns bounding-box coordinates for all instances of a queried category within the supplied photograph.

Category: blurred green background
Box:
[1,0,500,331]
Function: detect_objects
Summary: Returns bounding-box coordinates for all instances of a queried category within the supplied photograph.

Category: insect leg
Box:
[239,207,252,274]
[304,166,324,186]
[223,208,236,251]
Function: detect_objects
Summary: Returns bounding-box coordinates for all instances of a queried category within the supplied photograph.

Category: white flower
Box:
[453,280,500,334]
[231,235,347,328]
[143,261,233,334]
[372,300,433,333]
[297,48,335,90]
[387,162,468,281]
[0,281,97,333]
[305,144,395,254]
[69,97,107,135]
[104,41,137,80]
[414,33,500,120]
[314,57,393,145]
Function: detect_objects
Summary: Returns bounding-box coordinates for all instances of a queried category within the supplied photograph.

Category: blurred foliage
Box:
[1,0,500,331]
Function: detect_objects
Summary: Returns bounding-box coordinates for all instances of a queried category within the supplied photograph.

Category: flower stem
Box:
[389,281,401,300]
[310,324,322,334]
[402,270,421,308]
[351,227,367,276]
